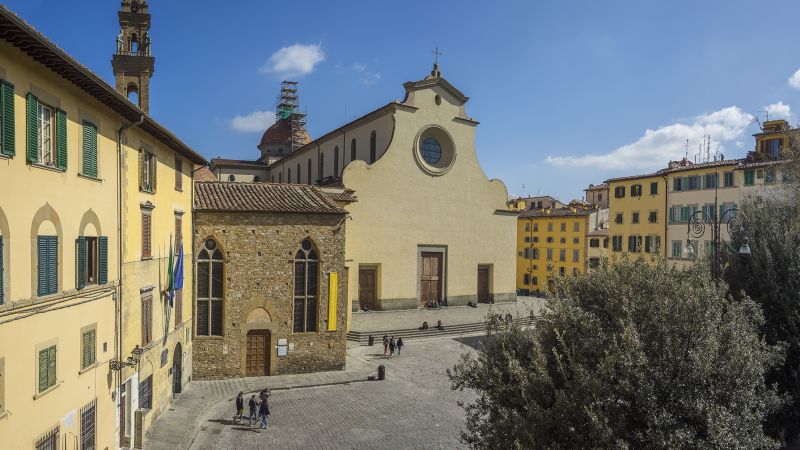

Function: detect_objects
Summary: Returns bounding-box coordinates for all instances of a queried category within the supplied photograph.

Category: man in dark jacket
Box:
[259,396,271,429]
[248,394,258,427]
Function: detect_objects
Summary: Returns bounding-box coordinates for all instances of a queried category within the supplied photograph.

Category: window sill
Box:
[194,335,225,340]
[141,256,152,261]
[78,173,103,183]
[33,382,62,400]
[78,361,100,375]
[0,153,10,160]
[139,189,156,195]
[31,163,65,173]
[175,187,184,192]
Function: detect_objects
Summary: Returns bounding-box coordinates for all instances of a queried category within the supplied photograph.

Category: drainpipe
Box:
[116,114,144,428]
[662,174,669,256]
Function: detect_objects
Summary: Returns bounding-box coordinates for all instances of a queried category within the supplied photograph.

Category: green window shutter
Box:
[138,149,144,191]
[0,236,4,305]
[152,154,157,192]
[48,237,58,295]
[82,121,97,177]
[1,80,15,157]
[38,348,48,391]
[98,236,108,285]
[82,330,96,369]
[47,346,56,388]
[26,93,38,163]
[37,236,47,296]
[75,236,85,290]
[55,108,67,170]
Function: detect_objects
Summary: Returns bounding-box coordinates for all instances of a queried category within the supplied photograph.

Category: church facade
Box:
[259,65,517,315]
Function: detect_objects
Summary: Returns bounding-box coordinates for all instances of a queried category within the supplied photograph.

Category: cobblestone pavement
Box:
[189,336,484,450]
[351,296,544,332]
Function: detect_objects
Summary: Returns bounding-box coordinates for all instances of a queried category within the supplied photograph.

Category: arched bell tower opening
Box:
[112,0,154,113]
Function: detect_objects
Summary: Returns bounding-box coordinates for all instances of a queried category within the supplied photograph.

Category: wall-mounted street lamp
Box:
[109,345,144,371]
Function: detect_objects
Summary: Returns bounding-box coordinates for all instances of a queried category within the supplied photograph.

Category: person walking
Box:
[388,336,396,358]
[234,391,244,423]
[259,396,271,430]
[248,394,259,427]
[382,335,389,355]
[396,337,404,356]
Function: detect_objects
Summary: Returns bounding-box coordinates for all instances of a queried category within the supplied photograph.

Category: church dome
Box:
[259,119,311,148]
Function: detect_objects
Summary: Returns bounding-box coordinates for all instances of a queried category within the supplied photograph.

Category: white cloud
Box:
[764,101,791,120]
[351,62,381,85]
[789,69,800,90]
[259,44,325,78]
[545,106,754,171]
[229,110,274,133]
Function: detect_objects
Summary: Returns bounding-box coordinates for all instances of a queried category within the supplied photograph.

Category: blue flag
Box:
[172,244,184,307]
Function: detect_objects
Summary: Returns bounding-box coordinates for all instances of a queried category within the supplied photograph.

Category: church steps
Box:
[346,317,535,344]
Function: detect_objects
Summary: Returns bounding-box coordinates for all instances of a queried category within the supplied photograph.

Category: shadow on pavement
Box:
[208,418,239,426]
[456,335,484,350]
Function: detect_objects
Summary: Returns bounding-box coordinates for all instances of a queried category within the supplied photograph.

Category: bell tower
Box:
[112,0,155,113]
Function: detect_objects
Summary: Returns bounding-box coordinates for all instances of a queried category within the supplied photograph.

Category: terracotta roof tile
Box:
[519,207,596,218]
[195,182,346,215]
[193,166,217,182]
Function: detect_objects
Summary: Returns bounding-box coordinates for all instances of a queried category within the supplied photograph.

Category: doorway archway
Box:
[172,342,183,394]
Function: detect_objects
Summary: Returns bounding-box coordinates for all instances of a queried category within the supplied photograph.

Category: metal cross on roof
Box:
[432,46,443,65]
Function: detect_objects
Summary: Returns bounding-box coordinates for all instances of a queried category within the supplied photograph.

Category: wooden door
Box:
[246,330,269,376]
[478,267,490,303]
[420,252,443,306]
[119,385,126,444]
[358,268,376,310]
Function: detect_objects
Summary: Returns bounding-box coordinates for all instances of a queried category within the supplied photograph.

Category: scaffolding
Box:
[276,80,307,152]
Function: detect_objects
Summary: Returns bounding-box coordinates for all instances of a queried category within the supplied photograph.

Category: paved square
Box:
[189,335,482,449]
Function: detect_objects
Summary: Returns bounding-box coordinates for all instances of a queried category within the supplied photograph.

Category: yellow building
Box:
[0,5,206,449]
[607,172,667,260]
[516,207,595,294]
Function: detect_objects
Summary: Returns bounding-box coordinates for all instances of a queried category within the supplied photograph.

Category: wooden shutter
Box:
[26,92,38,163]
[174,289,182,326]
[142,212,151,258]
[0,236,3,304]
[55,108,67,170]
[174,157,182,190]
[138,148,144,191]
[98,236,108,285]
[82,121,97,177]
[47,346,56,388]
[37,236,47,296]
[175,216,182,249]
[142,293,152,345]
[82,330,96,369]
[0,80,14,157]
[48,237,57,295]
[75,236,86,290]
[151,153,157,192]
[38,348,49,391]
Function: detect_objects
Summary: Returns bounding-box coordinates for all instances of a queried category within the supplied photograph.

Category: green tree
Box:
[727,196,800,447]
[449,259,782,449]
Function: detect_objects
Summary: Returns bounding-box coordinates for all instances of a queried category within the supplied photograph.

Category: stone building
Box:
[111,0,154,112]
[193,182,348,379]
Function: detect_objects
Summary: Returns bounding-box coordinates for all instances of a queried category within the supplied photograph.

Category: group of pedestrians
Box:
[234,389,271,430]
[382,335,404,357]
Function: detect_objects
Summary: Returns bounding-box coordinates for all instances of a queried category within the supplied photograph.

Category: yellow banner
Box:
[327,272,338,331]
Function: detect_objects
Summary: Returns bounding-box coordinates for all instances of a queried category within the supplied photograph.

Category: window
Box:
[350,138,357,162]
[420,138,441,165]
[669,206,678,223]
[294,238,318,333]
[141,209,152,259]
[648,211,657,223]
[80,400,96,450]
[334,146,339,176]
[140,150,156,192]
[38,345,57,392]
[197,239,223,336]
[603,238,608,248]
[645,235,661,254]
[560,223,566,232]
[723,171,734,187]
[632,212,640,224]
[546,236,554,244]
[174,288,183,328]
[81,329,96,369]
[572,249,580,262]
[0,80,15,158]
[35,426,59,450]
[762,138,781,158]
[525,223,530,232]
[631,184,642,197]
[139,375,152,409]
[589,238,600,248]
[228,174,235,182]
[573,237,580,244]
[287,168,292,183]
[702,203,715,221]
[703,173,717,189]
[369,131,377,163]
[37,236,58,296]
[141,291,153,345]
[765,168,775,184]
[614,186,625,198]
[559,249,566,261]
[174,157,183,190]
[82,121,98,178]
[546,248,553,260]
[720,202,736,220]
[573,222,580,232]
[628,235,642,253]
[673,177,682,192]
[559,267,565,276]
[615,213,623,224]
[318,153,324,180]
[650,182,658,195]
[296,164,301,184]
[598,193,603,202]
[307,158,312,185]
[680,205,690,223]
[27,94,67,169]
[547,223,553,232]
[560,237,566,244]
[532,248,540,259]
[612,236,623,252]
[688,175,701,190]
[532,276,538,285]
[523,274,530,285]
[76,236,107,288]
[279,172,282,183]
[0,236,4,305]
[533,236,539,243]
[672,240,682,259]
[175,214,183,249]
[524,236,531,243]
[533,223,539,232]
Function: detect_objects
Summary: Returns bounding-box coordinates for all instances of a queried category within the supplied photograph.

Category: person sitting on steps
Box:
[436,320,444,331]
[420,321,429,330]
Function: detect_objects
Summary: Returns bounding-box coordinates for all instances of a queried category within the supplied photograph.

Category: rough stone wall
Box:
[193,211,347,379]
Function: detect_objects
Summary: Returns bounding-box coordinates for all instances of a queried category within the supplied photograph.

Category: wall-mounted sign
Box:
[277,338,288,357]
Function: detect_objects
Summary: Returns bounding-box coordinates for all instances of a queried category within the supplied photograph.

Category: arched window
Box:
[287,168,292,184]
[350,138,357,162]
[307,158,312,185]
[228,174,235,182]
[293,238,318,333]
[369,130,376,163]
[127,83,139,106]
[297,164,301,184]
[319,153,324,180]
[334,146,339,177]
[130,33,139,54]
[197,238,223,336]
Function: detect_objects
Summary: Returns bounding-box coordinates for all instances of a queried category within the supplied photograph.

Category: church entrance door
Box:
[477,266,490,303]
[420,252,443,306]
[245,330,270,377]
[359,268,377,311]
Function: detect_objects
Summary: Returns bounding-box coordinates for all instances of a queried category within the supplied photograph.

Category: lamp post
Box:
[685,195,750,279]
[109,344,144,372]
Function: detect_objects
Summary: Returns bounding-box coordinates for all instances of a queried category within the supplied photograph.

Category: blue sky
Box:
[8,0,800,201]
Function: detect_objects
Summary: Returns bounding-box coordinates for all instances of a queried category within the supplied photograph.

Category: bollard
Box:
[368,335,374,346]
[378,364,386,380]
